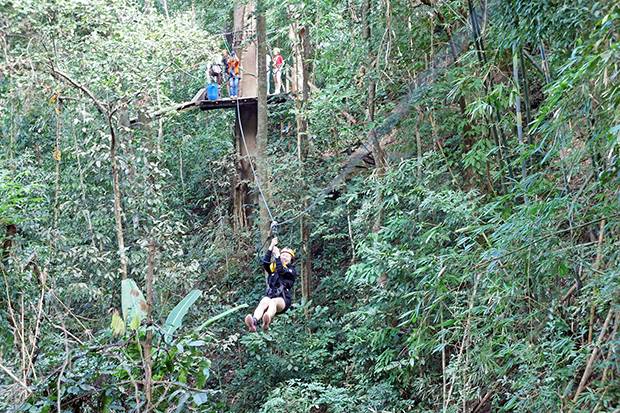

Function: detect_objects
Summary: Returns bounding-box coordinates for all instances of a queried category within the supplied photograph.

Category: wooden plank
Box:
[128,93,289,127]
[198,94,289,111]
[191,88,205,102]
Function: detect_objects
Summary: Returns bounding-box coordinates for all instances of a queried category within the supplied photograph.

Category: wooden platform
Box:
[197,92,289,111]
[128,90,290,127]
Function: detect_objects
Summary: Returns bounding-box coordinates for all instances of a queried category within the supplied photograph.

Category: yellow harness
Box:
[268,248,295,273]
[269,261,287,273]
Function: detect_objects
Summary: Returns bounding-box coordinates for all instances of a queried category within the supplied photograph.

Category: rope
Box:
[235,97,275,223]
[230,46,329,232]
[235,96,337,229]
[235,97,328,230]
[274,198,317,226]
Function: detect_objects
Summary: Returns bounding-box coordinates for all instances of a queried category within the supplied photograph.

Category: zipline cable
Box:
[235,96,329,232]
[235,97,275,223]
[235,97,278,274]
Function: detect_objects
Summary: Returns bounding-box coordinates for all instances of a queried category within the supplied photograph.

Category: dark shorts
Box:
[266,287,292,312]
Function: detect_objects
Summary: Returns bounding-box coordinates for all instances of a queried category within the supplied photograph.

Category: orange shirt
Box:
[228,56,240,76]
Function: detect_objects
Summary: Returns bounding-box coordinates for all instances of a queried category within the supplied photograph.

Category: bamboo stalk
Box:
[445,271,483,407]
[25,267,47,381]
[441,308,447,413]
[512,44,526,181]
[518,48,532,133]
[416,110,423,180]
[20,295,26,383]
[592,314,619,412]
[346,204,355,263]
[539,41,552,83]
[52,98,62,232]
[588,220,606,345]
[56,318,70,413]
[572,308,614,404]
[0,361,30,391]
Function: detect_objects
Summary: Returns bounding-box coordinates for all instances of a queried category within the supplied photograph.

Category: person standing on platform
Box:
[221,49,230,97]
[208,61,223,98]
[227,50,241,98]
[272,48,284,94]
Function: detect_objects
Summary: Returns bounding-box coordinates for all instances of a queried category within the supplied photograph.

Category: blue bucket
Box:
[206,83,219,100]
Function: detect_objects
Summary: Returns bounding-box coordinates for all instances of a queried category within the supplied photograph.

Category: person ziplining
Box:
[244,234,297,332]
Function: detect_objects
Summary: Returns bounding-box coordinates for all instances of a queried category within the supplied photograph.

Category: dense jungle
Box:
[0,0,619,411]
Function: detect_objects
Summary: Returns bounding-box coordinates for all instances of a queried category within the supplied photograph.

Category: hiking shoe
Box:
[262,313,271,331]
[244,314,257,332]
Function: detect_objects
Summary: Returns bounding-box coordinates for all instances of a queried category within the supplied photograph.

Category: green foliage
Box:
[2,0,619,412]
[121,278,148,328]
[163,289,203,343]
[0,169,40,225]
[259,380,357,413]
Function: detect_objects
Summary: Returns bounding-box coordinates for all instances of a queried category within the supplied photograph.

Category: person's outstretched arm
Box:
[261,237,278,273]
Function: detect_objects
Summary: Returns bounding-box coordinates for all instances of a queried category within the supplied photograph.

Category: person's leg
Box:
[274,70,282,94]
[253,296,271,319]
[244,314,256,332]
[245,297,271,332]
[262,297,286,331]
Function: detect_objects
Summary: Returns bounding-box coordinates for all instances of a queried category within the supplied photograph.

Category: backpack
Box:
[210,63,222,75]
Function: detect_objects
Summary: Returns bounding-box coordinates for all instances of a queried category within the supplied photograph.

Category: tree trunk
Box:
[143,240,156,411]
[142,84,162,410]
[289,7,312,306]
[232,2,260,232]
[363,0,387,232]
[256,4,271,240]
[2,224,17,263]
[109,116,128,279]
[234,3,257,98]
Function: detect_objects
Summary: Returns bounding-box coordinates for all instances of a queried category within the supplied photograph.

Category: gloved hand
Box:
[269,237,278,251]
